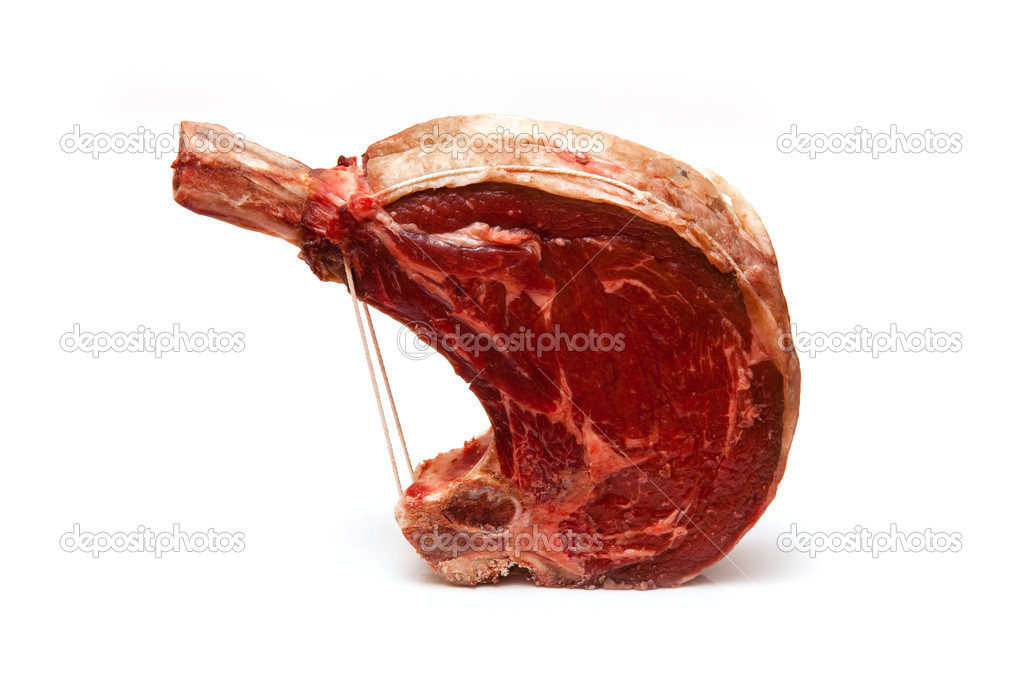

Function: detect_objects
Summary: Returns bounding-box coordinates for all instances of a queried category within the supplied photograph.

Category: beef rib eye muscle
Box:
[172,115,800,589]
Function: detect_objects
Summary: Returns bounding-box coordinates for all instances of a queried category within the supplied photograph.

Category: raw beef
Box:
[172,115,800,588]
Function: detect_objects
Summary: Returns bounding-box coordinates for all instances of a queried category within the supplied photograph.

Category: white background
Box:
[2,1,1019,679]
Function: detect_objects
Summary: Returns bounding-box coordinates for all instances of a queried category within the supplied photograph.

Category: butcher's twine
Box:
[342,254,414,498]
[362,300,414,479]
[373,165,660,205]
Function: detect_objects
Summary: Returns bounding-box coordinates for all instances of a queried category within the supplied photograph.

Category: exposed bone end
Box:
[435,555,516,585]
[172,121,312,245]
[396,434,594,588]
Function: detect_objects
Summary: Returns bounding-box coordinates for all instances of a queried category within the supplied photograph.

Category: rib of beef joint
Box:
[172,115,800,589]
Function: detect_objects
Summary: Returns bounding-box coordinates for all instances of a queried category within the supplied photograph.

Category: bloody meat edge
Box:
[171,116,800,589]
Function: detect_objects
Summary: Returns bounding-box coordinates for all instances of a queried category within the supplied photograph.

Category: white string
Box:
[372,164,660,205]
[342,255,403,498]
[361,301,415,480]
